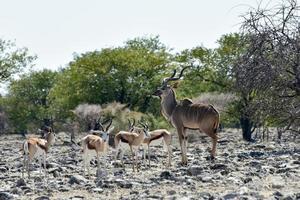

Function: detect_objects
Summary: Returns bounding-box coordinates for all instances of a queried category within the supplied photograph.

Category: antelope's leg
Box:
[211,133,218,159]
[129,145,135,172]
[22,154,26,178]
[177,126,187,165]
[27,158,31,179]
[204,128,218,160]
[44,154,47,178]
[183,128,188,164]
[167,144,172,167]
[97,152,100,170]
[120,149,124,167]
[148,145,151,168]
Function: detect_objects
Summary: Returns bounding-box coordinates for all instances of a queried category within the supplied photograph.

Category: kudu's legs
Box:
[177,126,187,165]
[204,129,218,160]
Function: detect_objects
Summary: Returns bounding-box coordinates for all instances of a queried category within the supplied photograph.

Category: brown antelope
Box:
[81,118,114,178]
[153,67,220,165]
[114,122,150,172]
[22,128,55,179]
[128,119,172,168]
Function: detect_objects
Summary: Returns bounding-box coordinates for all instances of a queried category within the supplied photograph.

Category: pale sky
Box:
[0,0,260,71]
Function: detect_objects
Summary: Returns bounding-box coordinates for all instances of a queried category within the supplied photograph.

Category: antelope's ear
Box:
[108,126,115,134]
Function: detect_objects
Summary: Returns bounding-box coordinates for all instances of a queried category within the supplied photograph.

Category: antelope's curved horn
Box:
[168,66,189,82]
[162,69,177,85]
[105,118,113,131]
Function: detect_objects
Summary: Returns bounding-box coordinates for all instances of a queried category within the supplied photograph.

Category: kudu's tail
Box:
[212,106,220,134]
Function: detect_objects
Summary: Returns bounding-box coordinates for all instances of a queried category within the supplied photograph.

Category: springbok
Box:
[114,122,150,172]
[153,67,220,165]
[128,119,172,168]
[81,118,114,178]
[22,128,55,179]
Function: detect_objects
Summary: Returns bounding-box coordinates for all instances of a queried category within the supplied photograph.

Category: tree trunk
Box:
[240,116,253,142]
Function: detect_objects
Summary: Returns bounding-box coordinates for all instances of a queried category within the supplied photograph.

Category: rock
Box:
[249,151,264,158]
[243,177,252,184]
[167,190,176,195]
[200,176,213,182]
[283,195,293,200]
[96,169,108,179]
[198,192,213,200]
[92,188,103,193]
[115,179,133,188]
[187,165,203,176]
[269,176,285,189]
[0,192,14,200]
[239,186,249,195]
[223,193,239,200]
[210,163,227,170]
[34,196,50,200]
[68,175,87,185]
[70,195,84,200]
[10,188,22,195]
[160,171,175,180]
[15,178,26,187]
[0,166,8,173]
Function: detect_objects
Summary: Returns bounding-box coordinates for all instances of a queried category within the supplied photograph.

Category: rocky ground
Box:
[0,129,299,200]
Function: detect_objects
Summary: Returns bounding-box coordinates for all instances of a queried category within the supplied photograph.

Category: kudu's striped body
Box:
[153,67,220,165]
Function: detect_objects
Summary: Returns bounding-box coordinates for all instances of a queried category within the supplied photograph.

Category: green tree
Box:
[0,39,35,82]
[5,69,57,133]
[49,36,172,120]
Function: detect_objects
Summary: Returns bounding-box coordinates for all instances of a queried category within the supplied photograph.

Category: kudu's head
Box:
[153,67,188,98]
[95,118,114,142]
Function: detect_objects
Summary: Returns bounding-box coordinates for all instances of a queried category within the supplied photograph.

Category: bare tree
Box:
[234,0,300,140]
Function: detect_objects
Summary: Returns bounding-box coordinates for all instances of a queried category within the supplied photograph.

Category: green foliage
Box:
[49,36,172,120]
[0,39,36,82]
[4,69,57,132]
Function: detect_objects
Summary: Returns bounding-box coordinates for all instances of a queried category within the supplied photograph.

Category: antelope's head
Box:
[96,118,114,142]
[45,128,56,146]
[139,121,150,138]
[128,119,136,132]
[153,66,188,98]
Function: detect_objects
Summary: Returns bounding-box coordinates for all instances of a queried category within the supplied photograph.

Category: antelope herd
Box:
[21,67,220,180]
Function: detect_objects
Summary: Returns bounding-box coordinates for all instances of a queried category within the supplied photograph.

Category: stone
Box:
[15,178,26,187]
[68,175,87,185]
[187,165,203,176]
[210,163,227,170]
[96,169,108,179]
[92,188,103,193]
[34,196,50,200]
[160,171,175,180]
[115,179,133,188]
[0,192,14,200]
[167,190,176,195]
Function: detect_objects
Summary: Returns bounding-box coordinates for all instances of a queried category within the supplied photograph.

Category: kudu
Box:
[153,67,220,165]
